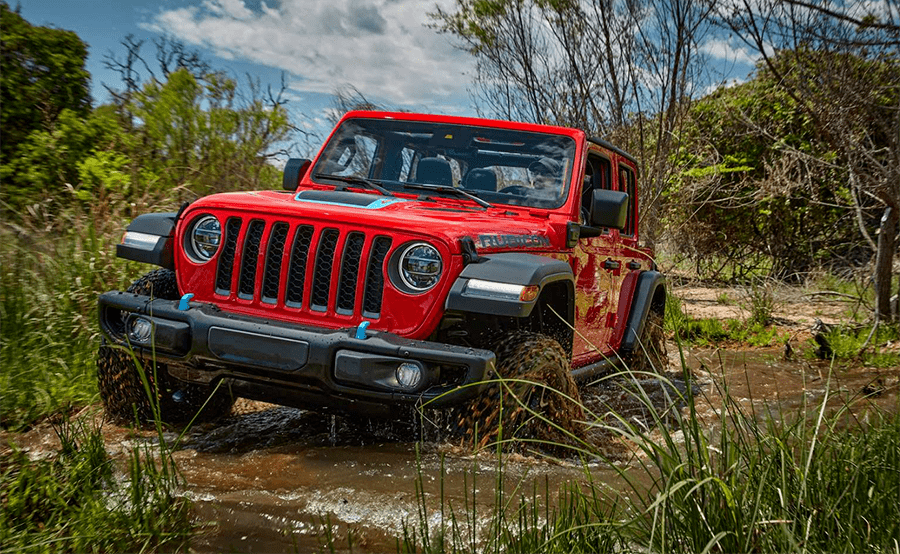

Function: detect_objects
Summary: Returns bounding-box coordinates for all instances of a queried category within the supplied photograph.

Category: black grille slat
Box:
[215,218,242,294]
[310,229,339,311]
[363,236,392,317]
[238,220,265,299]
[285,225,314,307]
[211,219,388,319]
[336,232,365,314]
[261,222,289,303]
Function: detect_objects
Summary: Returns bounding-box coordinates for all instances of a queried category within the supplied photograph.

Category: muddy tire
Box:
[628,309,667,373]
[97,269,234,425]
[454,331,584,450]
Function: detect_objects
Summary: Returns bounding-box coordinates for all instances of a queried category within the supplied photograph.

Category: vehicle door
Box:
[610,160,645,351]
[570,148,620,365]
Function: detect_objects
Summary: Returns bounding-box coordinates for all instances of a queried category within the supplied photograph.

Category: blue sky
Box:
[17,0,481,151]
[17,0,758,151]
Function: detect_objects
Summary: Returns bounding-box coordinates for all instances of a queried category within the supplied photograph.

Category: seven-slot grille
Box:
[214,218,392,318]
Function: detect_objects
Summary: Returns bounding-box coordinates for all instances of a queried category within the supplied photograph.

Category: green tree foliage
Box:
[125,68,290,200]
[3,106,126,206]
[0,2,92,206]
[715,0,900,318]
[0,18,291,217]
[669,49,898,281]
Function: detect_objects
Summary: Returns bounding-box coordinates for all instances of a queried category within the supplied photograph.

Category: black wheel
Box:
[97,269,234,425]
[454,331,584,450]
[627,309,667,373]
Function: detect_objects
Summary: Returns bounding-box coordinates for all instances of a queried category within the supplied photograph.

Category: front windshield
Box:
[311,118,577,209]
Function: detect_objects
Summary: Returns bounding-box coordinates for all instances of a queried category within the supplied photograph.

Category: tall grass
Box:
[395,442,624,554]
[0,206,142,429]
[1,205,196,552]
[392,347,900,553]
[610,355,900,553]
[0,417,192,553]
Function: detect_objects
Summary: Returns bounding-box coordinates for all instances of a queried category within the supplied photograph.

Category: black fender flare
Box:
[620,270,666,352]
[115,212,178,269]
[445,253,574,319]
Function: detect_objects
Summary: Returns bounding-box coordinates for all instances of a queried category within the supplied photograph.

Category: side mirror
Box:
[590,189,628,230]
[283,158,311,191]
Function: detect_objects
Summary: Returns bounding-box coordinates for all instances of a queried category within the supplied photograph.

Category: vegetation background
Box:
[1,0,898,552]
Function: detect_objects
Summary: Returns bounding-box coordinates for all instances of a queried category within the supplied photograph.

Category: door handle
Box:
[603,259,620,271]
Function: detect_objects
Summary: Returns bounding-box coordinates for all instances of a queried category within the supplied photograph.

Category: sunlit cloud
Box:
[701,38,759,66]
[142,0,474,109]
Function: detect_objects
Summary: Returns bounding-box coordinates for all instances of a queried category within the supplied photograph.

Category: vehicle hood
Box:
[182,189,568,254]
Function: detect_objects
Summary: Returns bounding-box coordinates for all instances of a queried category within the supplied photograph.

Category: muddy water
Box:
[683,347,899,418]
[170,347,897,552]
[174,407,628,553]
[5,347,897,553]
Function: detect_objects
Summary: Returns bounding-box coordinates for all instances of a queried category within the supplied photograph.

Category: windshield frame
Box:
[309,115,578,210]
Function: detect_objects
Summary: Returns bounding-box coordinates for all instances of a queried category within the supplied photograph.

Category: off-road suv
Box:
[98,111,666,441]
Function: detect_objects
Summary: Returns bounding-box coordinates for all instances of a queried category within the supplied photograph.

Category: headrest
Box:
[415,157,453,186]
[464,168,497,191]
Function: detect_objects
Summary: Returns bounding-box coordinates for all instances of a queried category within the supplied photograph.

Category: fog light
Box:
[396,362,423,390]
[128,317,153,343]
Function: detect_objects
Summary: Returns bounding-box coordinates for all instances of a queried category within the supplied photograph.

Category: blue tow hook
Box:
[355,321,371,340]
[177,293,194,311]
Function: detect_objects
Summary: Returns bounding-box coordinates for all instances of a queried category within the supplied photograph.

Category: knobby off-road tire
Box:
[97,269,234,425]
[455,331,585,450]
[628,309,667,374]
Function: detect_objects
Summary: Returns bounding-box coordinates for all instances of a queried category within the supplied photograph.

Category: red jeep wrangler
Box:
[98,111,666,441]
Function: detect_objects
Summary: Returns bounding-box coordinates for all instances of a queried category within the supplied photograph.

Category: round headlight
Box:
[188,215,221,262]
[398,242,442,292]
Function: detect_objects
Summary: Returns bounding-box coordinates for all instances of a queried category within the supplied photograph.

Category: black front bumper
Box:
[98,291,494,416]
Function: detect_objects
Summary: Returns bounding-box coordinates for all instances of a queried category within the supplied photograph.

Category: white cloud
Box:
[142,0,474,110]
[201,0,255,20]
[700,38,758,66]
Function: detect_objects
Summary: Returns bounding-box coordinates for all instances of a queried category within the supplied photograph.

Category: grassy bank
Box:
[0,417,191,553]
[1,212,195,552]
[0,208,142,430]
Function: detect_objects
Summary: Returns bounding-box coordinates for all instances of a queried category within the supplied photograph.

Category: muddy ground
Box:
[3,284,898,553]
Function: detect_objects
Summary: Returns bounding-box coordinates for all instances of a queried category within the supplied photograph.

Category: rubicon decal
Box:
[477,234,552,249]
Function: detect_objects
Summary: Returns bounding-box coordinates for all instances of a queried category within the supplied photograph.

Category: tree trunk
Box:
[874,205,898,322]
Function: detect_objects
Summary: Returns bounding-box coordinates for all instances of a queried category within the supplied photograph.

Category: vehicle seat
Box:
[464,168,497,192]
[415,157,453,186]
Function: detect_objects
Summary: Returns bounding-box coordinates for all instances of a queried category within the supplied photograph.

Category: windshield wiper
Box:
[314,173,395,197]
[402,183,492,209]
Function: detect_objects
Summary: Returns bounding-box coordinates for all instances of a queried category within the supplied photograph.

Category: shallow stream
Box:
[5,346,897,552]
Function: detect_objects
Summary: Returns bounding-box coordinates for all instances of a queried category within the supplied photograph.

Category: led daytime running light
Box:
[465,279,539,302]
